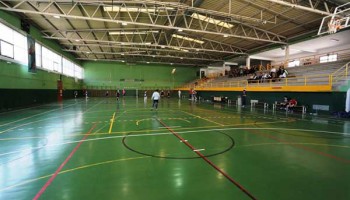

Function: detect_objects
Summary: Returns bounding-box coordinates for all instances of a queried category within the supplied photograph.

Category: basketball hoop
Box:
[328,18,342,34]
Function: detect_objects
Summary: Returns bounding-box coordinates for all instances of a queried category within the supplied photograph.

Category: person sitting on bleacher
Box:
[261,73,271,83]
[286,98,297,112]
[270,66,277,78]
[279,69,288,78]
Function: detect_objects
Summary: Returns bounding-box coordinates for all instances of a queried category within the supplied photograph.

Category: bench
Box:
[273,102,306,114]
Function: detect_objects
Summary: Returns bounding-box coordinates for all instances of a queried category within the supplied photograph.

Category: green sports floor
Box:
[0,97,349,200]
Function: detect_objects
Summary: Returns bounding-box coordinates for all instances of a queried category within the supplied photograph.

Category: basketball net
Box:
[328,18,342,34]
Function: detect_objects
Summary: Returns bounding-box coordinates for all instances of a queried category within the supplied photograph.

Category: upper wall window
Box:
[0,41,14,58]
[0,21,83,79]
[288,60,300,67]
[35,43,42,67]
[0,23,14,59]
[13,31,27,64]
[0,23,13,43]
[320,54,337,63]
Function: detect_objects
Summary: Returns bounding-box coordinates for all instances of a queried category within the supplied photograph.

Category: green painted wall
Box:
[197,91,346,113]
[83,61,200,89]
[0,59,81,89]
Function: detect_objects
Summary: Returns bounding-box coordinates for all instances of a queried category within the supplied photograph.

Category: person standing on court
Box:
[144,90,147,101]
[151,89,160,110]
[116,89,120,101]
[242,89,247,107]
[178,90,181,99]
[122,88,126,97]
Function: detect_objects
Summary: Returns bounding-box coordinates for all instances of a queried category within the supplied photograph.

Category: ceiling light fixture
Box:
[53,15,60,19]
[169,46,189,52]
[191,13,234,29]
[122,22,128,26]
[172,34,204,44]
[103,6,174,13]
[109,31,158,35]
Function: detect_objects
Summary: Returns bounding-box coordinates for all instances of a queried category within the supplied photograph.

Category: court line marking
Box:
[108,112,116,134]
[181,110,225,126]
[0,113,280,135]
[193,149,205,152]
[159,126,181,129]
[33,123,97,200]
[2,125,349,157]
[0,156,149,192]
[157,118,257,200]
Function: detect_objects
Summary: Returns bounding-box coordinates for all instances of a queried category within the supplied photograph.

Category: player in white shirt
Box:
[151,89,160,110]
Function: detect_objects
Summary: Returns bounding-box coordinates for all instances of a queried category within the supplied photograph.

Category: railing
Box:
[180,73,332,89]
[331,62,350,86]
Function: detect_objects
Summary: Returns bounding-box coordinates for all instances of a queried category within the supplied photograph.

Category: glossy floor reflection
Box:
[0,97,349,200]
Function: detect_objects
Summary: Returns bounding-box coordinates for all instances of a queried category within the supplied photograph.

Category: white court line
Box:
[158,126,181,129]
[1,127,349,157]
[193,149,205,152]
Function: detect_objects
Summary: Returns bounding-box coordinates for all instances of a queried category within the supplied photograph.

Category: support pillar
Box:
[284,45,290,68]
[246,56,251,69]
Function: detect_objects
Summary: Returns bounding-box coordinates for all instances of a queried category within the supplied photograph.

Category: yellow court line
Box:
[181,110,225,126]
[108,112,116,134]
[0,156,149,192]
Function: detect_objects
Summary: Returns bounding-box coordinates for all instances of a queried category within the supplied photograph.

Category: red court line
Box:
[33,123,97,200]
[250,129,350,164]
[157,119,257,200]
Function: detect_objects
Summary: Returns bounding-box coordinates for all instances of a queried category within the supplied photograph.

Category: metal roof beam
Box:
[266,0,331,16]
[0,1,287,44]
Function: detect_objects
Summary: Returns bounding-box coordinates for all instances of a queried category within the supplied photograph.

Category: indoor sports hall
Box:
[0,1,350,200]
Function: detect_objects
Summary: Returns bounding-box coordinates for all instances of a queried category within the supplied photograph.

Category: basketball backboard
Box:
[318,2,350,35]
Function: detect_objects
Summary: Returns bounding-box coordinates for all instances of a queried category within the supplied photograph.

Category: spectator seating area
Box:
[192,60,350,88]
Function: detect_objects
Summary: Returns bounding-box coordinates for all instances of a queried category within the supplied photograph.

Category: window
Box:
[320,54,337,63]
[288,60,300,67]
[0,23,13,43]
[0,21,84,80]
[62,58,74,77]
[74,65,84,79]
[13,31,27,64]
[42,46,54,71]
[35,43,42,67]
[52,53,62,73]
[0,41,14,58]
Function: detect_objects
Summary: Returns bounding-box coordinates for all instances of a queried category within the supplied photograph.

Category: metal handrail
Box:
[181,73,332,89]
[331,62,350,86]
